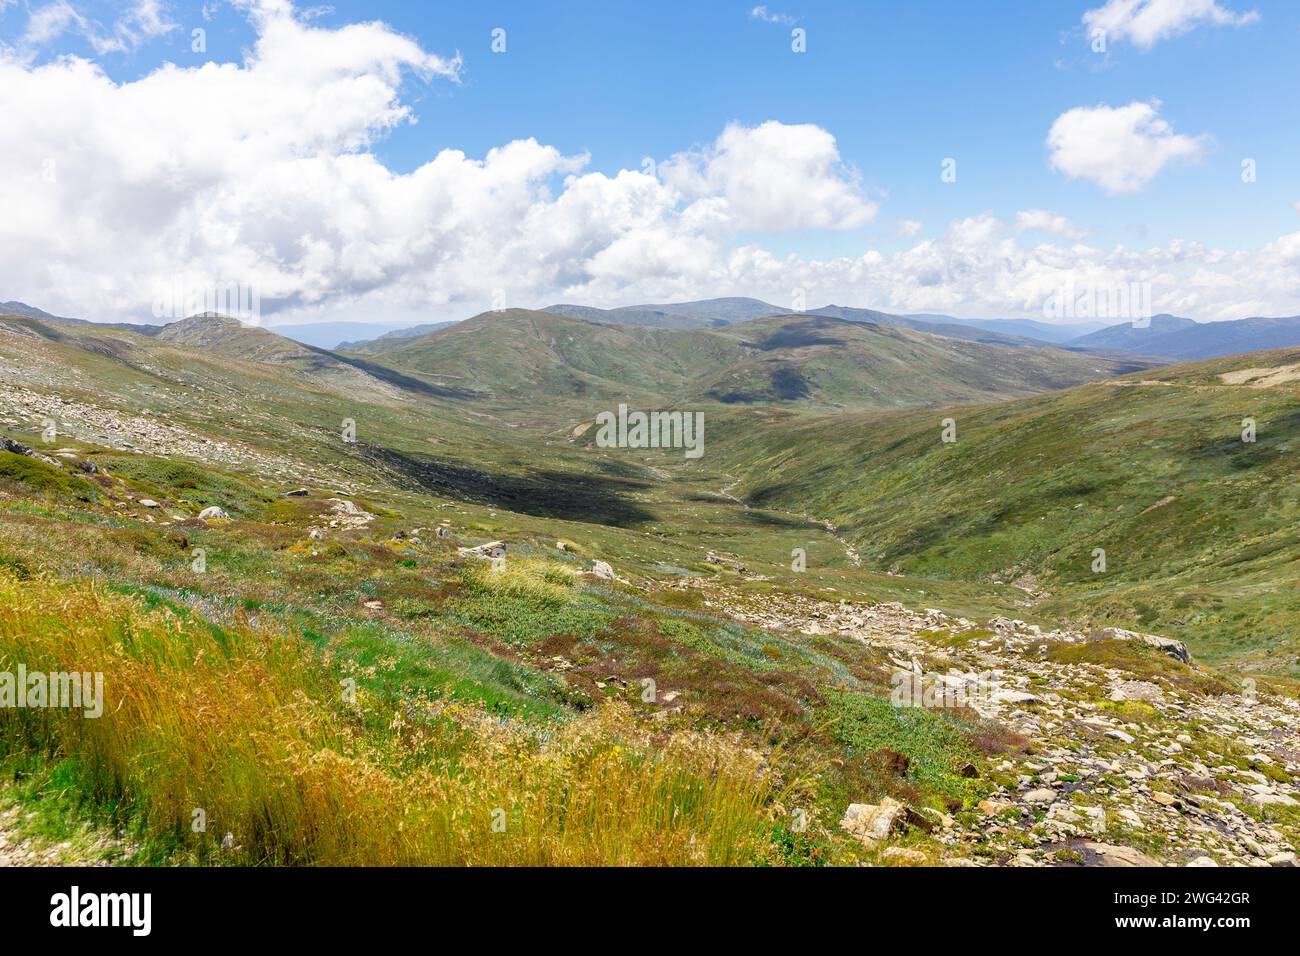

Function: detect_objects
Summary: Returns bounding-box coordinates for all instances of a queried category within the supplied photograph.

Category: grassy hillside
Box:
[356,308,745,409]
[351,309,1157,416]
[714,348,1300,670]
[699,315,1151,408]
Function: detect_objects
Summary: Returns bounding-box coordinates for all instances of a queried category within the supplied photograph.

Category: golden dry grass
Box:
[0,570,787,865]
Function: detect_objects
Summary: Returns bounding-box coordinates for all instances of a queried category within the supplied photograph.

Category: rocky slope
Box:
[698,583,1299,867]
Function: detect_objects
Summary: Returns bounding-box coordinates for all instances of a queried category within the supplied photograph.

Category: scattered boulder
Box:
[198,506,229,521]
[327,498,375,528]
[1141,633,1191,663]
[281,487,309,497]
[1024,788,1057,804]
[589,560,615,580]
[1248,792,1298,808]
[880,847,927,866]
[1,436,62,468]
[840,797,906,845]
[1078,842,1159,867]
[1090,626,1190,663]
[459,541,506,559]
[138,499,159,508]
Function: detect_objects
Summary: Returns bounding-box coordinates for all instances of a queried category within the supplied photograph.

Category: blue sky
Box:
[2,0,1298,324]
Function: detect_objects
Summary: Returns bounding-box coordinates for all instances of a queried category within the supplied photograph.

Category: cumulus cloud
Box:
[720,213,1300,323]
[1,2,1297,327]
[896,219,923,238]
[1016,209,1089,241]
[1083,0,1259,50]
[1047,101,1206,194]
[659,121,876,232]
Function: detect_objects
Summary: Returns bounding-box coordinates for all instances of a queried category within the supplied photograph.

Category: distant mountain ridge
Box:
[1069,314,1300,360]
[0,300,162,335]
[266,321,419,350]
[544,297,780,330]
[10,294,1300,362]
[339,321,457,353]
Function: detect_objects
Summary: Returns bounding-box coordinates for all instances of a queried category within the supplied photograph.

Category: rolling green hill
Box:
[352,308,745,409]
[348,309,1158,415]
[712,348,1300,669]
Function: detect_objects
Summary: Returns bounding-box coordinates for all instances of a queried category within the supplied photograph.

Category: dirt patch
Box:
[1218,363,1300,387]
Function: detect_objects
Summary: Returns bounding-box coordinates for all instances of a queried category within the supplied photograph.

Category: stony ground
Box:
[0,782,131,867]
[700,583,1300,867]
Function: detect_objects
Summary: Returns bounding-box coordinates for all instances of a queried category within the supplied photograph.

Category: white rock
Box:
[881,846,927,866]
[840,797,905,845]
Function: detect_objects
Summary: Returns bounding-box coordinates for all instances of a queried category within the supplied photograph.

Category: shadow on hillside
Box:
[370,447,656,526]
[744,320,849,351]
[310,344,481,400]
[706,364,812,403]
[737,509,819,530]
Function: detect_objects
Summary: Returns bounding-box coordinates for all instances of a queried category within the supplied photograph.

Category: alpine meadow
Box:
[0,0,1297,937]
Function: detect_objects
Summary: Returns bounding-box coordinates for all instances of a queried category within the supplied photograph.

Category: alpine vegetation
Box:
[594,404,705,459]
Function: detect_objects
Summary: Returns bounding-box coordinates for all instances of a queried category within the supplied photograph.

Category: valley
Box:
[0,303,1297,868]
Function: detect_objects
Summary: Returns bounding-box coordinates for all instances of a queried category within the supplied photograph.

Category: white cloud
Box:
[0,6,868,324]
[1016,209,1089,241]
[1083,0,1259,50]
[0,2,1296,328]
[659,121,876,231]
[14,0,179,57]
[1047,101,1207,194]
[749,6,795,26]
[896,219,923,238]
[20,1,85,47]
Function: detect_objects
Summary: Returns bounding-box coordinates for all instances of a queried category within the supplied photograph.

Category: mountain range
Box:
[9,295,1300,361]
